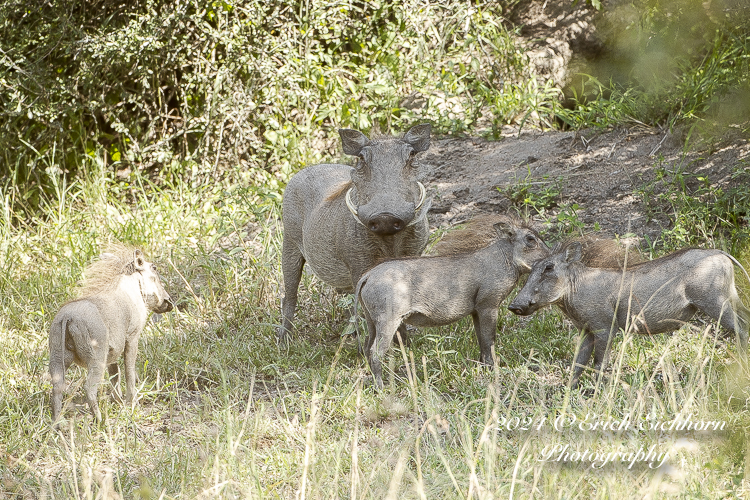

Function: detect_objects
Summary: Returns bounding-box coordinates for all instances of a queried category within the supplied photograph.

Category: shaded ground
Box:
[420,126,750,242]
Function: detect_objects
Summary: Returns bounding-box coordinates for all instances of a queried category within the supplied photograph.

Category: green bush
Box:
[4,0,749,216]
[639,159,750,253]
[1,0,539,213]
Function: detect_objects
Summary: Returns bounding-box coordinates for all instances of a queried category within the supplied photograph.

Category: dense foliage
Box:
[1,0,535,211]
[562,0,750,135]
[3,0,750,214]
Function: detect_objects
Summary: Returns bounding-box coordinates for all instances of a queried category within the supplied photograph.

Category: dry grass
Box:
[1,158,750,499]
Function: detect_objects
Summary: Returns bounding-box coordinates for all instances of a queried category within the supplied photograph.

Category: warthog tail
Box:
[720,251,750,286]
[49,316,67,382]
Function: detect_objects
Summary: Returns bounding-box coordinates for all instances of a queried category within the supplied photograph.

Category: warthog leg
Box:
[570,329,613,389]
[368,315,402,390]
[571,331,596,388]
[694,296,749,353]
[395,324,410,348]
[364,312,377,358]
[592,330,612,383]
[279,245,305,342]
[124,338,139,406]
[51,342,75,423]
[471,308,498,366]
[108,363,123,403]
[719,306,749,354]
[362,318,409,356]
[85,360,106,422]
[361,323,407,355]
[738,304,750,356]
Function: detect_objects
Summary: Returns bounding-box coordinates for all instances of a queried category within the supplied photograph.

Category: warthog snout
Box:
[508,287,541,316]
[347,179,427,237]
[156,295,174,313]
[507,301,529,316]
[364,212,407,235]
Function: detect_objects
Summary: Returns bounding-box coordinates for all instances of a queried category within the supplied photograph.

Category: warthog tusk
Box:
[406,182,427,227]
[345,182,428,228]
[413,181,427,211]
[345,187,366,226]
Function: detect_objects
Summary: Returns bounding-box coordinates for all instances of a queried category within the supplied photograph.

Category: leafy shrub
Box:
[1,0,539,213]
[502,173,561,215]
[639,159,750,252]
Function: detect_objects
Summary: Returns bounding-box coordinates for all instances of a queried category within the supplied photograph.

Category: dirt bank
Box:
[420,126,750,243]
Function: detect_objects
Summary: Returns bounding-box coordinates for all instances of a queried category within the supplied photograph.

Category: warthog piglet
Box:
[49,247,173,422]
[355,216,549,389]
[509,243,750,388]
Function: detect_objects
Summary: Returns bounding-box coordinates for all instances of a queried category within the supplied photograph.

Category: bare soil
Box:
[420,126,750,243]
[428,0,750,245]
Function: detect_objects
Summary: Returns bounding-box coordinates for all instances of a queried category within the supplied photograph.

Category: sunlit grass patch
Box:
[1,149,749,498]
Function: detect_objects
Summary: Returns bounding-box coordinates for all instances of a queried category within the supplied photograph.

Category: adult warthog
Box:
[279,124,432,341]
[508,242,750,388]
[355,215,549,389]
[49,246,173,422]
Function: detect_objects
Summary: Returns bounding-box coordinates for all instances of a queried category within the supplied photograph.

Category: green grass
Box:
[501,173,588,239]
[638,158,750,255]
[2,154,750,498]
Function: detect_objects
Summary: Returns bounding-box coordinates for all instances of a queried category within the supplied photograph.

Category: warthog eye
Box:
[525,234,536,246]
[543,263,554,273]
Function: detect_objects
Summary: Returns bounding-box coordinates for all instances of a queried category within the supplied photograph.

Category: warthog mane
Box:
[431,214,539,257]
[75,243,143,299]
[555,237,644,270]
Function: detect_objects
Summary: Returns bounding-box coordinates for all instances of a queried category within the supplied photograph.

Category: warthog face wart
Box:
[508,243,580,316]
[342,124,431,236]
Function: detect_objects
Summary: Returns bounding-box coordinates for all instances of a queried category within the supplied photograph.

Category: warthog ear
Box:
[564,242,583,263]
[133,249,147,271]
[403,123,431,152]
[493,221,515,241]
[339,129,370,156]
